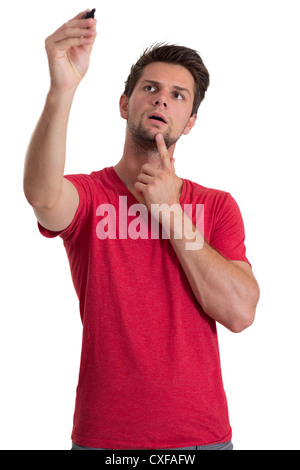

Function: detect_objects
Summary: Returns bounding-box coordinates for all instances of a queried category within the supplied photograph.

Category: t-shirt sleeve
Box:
[37,173,92,241]
[210,192,250,265]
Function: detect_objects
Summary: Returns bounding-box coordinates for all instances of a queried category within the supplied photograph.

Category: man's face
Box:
[120,62,197,151]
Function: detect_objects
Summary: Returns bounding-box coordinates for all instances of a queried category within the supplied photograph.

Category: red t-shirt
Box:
[38,166,249,449]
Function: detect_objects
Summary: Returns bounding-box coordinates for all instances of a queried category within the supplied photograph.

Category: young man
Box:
[23,10,259,450]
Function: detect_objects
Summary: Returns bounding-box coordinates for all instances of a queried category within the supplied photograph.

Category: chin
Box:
[128,121,178,151]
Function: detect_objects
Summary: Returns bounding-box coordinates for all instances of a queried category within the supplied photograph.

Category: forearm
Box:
[135,134,259,332]
[23,88,76,209]
[168,206,259,332]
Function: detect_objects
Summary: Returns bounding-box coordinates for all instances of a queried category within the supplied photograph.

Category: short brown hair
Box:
[123,43,210,115]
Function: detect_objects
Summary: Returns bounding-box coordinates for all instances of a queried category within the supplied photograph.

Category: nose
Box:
[153,90,169,108]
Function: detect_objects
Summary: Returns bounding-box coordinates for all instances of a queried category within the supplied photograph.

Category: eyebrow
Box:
[141,80,191,96]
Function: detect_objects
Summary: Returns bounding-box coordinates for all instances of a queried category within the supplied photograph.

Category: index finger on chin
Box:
[155,134,171,168]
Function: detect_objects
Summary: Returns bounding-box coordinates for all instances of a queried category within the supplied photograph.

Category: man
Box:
[23,10,259,450]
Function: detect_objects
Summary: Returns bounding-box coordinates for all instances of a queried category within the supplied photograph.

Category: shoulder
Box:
[182,177,232,207]
[181,178,245,228]
[63,166,114,197]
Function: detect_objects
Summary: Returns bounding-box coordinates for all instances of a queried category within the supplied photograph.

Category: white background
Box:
[1,0,299,450]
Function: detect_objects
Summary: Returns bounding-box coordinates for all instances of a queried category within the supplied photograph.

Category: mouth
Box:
[148,113,167,124]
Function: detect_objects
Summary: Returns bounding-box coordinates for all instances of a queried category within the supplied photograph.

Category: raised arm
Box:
[23,10,97,231]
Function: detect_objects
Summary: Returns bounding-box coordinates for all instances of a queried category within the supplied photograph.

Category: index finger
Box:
[71,10,91,20]
[155,133,171,169]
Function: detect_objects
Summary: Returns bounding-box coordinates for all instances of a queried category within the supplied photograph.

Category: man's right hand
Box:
[45,10,97,93]
[24,10,97,229]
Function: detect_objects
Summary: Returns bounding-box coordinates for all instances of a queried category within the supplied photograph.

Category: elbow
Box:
[23,178,41,208]
[229,310,256,333]
[23,185,39,208]
[23,179,60,210]
[229,284,260,334]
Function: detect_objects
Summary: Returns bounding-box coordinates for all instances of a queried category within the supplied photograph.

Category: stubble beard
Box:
[127,113,179,153]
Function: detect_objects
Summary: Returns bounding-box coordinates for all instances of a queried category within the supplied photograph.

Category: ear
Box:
[119,94,129,120]
[182,114,197,135]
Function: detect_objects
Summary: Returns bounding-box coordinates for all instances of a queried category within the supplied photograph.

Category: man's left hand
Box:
[134,134,180,212]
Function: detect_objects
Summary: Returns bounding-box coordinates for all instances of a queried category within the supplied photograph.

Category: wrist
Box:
[46,87,77,119]
[47,85,77,105]
[152,202,183,238]
[167,203,184,239]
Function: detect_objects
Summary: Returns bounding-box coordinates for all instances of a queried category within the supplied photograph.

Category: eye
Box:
[145,85,156,92]
[173,91,184,100]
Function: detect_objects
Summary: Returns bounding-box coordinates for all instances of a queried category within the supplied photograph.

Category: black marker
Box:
[84,8,96,19]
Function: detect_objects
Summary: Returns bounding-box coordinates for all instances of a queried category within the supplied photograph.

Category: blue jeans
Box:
[71,440,233,450]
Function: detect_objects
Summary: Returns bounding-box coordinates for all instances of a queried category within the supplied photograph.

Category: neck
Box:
[114,129,181,204]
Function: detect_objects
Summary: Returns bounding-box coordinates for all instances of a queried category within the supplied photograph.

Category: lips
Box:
[148,113,167,124]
